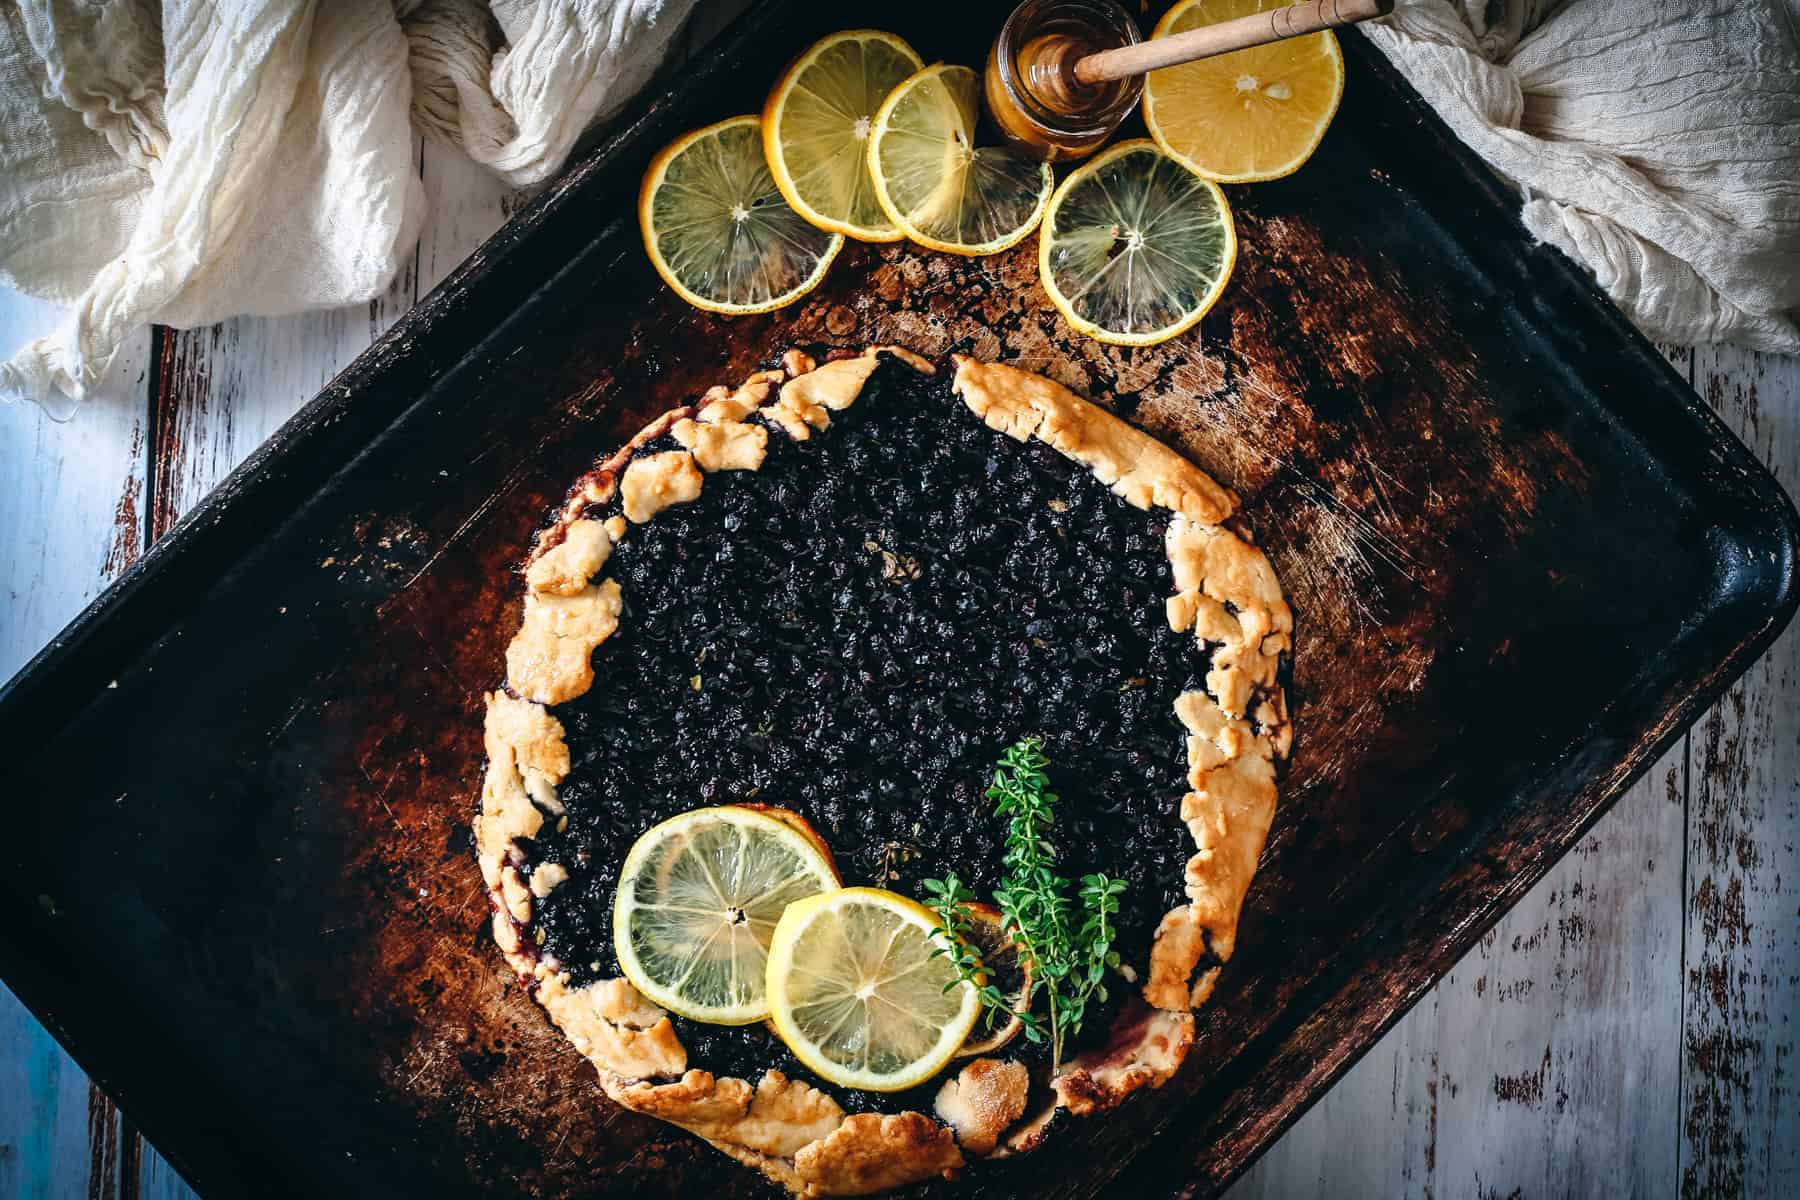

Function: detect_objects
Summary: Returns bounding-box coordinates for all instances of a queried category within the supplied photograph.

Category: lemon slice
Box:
[1038,139,1237,346]
[766,887,981,1091]
[639,115,844,315]
[763,30,924,242]
[614,806,840,1024]
[867,63,1054,256]
[952,902,1033,1058]
[1143,0,1346,183]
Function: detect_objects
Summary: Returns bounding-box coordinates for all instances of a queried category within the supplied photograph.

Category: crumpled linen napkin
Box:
[0,0,696,419]
[4,1,1796,421]
[1364,0,1800,354]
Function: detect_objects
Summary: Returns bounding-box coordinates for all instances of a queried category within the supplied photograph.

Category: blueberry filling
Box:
[523,357,1206,1094]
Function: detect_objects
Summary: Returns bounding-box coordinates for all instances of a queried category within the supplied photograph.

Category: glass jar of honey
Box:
[984,0,1144,163]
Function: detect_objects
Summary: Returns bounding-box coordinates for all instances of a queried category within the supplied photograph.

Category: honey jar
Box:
[984,0,1144,162]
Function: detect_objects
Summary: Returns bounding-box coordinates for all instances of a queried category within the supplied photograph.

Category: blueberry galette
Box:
[478,348,1291,1194]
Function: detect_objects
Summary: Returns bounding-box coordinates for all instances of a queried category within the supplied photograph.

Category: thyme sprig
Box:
[925,875,1047,1044]
[926,736,1128,1074]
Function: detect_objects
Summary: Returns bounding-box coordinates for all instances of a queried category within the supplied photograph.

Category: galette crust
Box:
[606,1070,845,1160]
[620,450,703,523]
[996,1006,1197,1159]
[1166,516,1291,720]
[759,347,934,441]
[1049,1007,1195,1116]
[476,691,569,896]
[599,1069,950,1196]
[792,1113,963,1196]
[484,690,570,781]
[525,518,613,596]
[935,1058,1030,1155]
[527,861,569,898]
[700,368,783,423]
[539,972,686,1080]
[504,580,623,705]
[951,356,1237,526]
[481,347,1292,1194]
[593,976,668,1028]
[672,415,768,472]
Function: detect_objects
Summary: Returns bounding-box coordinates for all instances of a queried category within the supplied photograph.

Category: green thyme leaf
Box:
[924,737,1131,1075]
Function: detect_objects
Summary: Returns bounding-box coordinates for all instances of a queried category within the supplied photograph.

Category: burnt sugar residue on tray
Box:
[521,356,1204,1089]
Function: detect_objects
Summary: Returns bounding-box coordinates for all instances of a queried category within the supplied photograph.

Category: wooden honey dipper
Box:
[1021,0,1394,114]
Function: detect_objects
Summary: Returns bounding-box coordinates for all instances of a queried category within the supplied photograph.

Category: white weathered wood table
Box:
[1,83,1795,1200]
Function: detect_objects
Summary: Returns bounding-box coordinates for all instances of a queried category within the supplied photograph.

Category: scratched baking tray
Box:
[0,2,1794,1197]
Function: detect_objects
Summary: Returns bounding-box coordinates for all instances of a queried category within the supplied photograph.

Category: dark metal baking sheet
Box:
[0,2,1793,1197]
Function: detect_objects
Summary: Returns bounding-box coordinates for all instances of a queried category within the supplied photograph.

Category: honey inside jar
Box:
[985,0,1144,162]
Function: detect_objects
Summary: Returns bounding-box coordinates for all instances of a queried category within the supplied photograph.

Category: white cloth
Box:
[1364,0,1800,354]
[0,0,696,419]
[4,2,1794,420]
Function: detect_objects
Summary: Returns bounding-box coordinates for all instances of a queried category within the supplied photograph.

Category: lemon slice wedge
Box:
[1144,0,1345,183]
[639,115,843,315]
[868,63,1054,256]
[951,902,1033,1058]
[614,806,840,1024]
[1037,138,1237,346]
[766,887,981,1091]
[763,30,924,242]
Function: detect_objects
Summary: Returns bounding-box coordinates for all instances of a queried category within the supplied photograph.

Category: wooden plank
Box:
[132,137,515,1200]
[1229,749,1688,1200]
[0,123,542,1200]
[0,983,95,1200]
[0,309,153,679]
[418,140,516,295]
[149,138,511,535]
[1230,344,1705,1200]
[7,42,529,1200]
[135,1147,194,1200]
[1681,344,1800,1199]
[131,153,423,1200]
[0,293,151,1199]
[1427,750,1686,1199]
[151,264,420,535]
[5,14,1794,1192]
